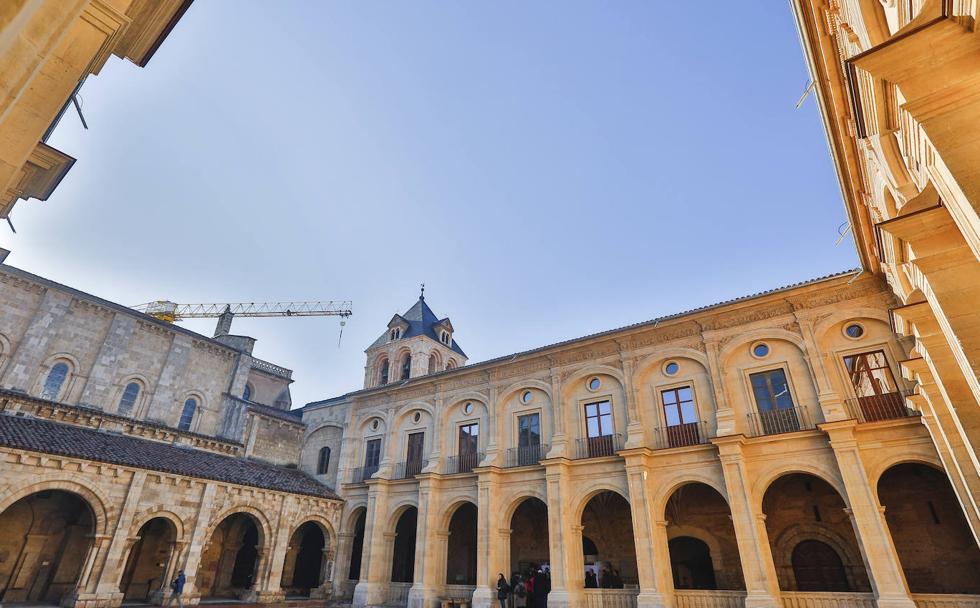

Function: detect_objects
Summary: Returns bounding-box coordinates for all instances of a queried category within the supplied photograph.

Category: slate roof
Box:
[0,413,338,499]
[369,296,466,357]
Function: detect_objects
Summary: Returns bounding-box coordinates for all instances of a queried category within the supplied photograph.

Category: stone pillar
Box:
[822,421,915,608]
[547,368,567,457]
[410,475,444,608]
[93,472,147,600]
[77,313,137,410]
[333,531,354,597]
[145,334,193,425]
[620,354,646,449]
[543,462,580,608]
[66,534,113,608]
[353,480,391,607]
[703,339,735,435]
[151,540,188,605]
[795,314,847,422]
[178,483,217,604]
[251,497,290,604]
[1,288,71,392]
[713,437,780,608]
[623,454,669,608]
[473,470,504,608]
[311,545,336,599]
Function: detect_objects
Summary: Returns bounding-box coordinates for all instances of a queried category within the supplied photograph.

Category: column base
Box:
[471,586,494,608]
[636,591,670,608]
[353,581,385,607]
[743,592,781,608]
[408,584,443,608]
[544,588,582,608]
[310,583,333,599]
[62,591,124,608]
[874,594,917,608]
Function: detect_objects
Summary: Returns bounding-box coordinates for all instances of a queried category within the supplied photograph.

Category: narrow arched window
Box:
[41,362,69,400]
[317,446,331,475]
[178,398,197,431]
[428,354,438,374]
[243,383,253,401]
[379,359,389,385]
[118,382,141,416]
[401,354,412,380]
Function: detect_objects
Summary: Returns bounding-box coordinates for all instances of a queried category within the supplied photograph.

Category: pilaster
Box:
[353,480,392,607]
[622,453,670,608]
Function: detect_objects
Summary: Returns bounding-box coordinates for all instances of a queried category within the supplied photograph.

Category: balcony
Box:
[653,421,709,449]
[351,464,379,484]
[393,459,427,480]
[447,451,483,474]
[505,443,549,467]
[845,390,918,423]
[747,406,814,437]
[574,433,624,459]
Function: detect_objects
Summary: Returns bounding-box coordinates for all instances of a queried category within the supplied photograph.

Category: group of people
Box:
[584,566,624,589]
[497,566,551,608]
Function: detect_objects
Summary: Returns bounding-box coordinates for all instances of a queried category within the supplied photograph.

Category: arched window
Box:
[243,383,253,402]
[791,540,849,592]
[317,446,331,475]
[41,362,69,400]
[446,359,457,371]
[178,398,197,431]
[118,382,141,416]
[379,359,389,385]
[428,354,438,374]
[400,354,412,380]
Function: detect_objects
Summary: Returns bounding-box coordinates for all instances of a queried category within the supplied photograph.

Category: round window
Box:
[521,390,532,404]
[413,411,422,423]
[588,377,601,391]
[371,419,380,431]
[752,343,770,359]
[664,361,679,376]
[463,402,473,415]
[845,323,864,339]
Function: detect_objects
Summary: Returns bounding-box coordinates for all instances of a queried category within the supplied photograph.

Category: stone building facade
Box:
[300,272,980,608]
[0,263,343,607]
[0,0,192,221]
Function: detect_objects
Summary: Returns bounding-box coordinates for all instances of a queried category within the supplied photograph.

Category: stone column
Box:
[713,437,780,608]
[795,314,847,422]
[410,475,444,608]
[822,421,915,608]
[177,483,217,604]
[547,368,567,457]
[543,462,579,608]
[353,480,391,607]
[67,534,113,608]
[252,497,291,603]
[473,470,504,608]
[311,544,336,599]
[620,354,646,449]
[703,339,735,435]
[151,540,188,605]
[333,531,354,598]
[93,471,147,599]
[623,454,669,608]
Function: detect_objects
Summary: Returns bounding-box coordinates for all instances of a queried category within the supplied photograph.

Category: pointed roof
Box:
[369,295,466,357]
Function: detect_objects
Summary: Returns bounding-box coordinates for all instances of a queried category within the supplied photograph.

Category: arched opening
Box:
[762,473,869,592]
[665,483,744,590]
[390,507,417,583]
[791,540,848,592]
[446,503,477,585]
[581,491,637,588]
[198,513,263,599]
[119,517,178,601]
[400,354,412,381]
[41,361,70,400]
[280,522,326,597]
[668,538,716,590]
[379,359,389,386]
[0,490,95,604]
[878,463,980,593]
[428,354,439,375]
[510,498,550,578]
[348,509,366,582]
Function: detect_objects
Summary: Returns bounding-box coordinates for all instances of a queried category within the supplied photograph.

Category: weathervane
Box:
[420,282,425,300]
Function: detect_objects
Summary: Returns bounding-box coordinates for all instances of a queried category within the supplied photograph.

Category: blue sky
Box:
[4,1,857,407]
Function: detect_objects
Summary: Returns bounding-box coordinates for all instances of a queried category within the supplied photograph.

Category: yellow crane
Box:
[131,300,352,338]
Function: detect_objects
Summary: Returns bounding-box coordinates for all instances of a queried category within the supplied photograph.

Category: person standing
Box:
[497,573,511,608]
[166,570,186,608]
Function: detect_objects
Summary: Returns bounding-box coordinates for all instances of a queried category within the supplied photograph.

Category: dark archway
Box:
[446,503,477,585]
[198,513,263,598]
[120,518,178,601]
[665,483,744,590]
[281,522,326,597]
[510,498,549,577]
[762,473,870,592]
[0,490,95,604]
[581,491,637,588]
[390,507,418,583]
[348,509,366,581]
[878,463,980,593]
[669,537,716,590]
[791,540,848,592]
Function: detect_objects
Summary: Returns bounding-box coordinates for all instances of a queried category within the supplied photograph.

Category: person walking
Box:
[497,573,511,608]
[514,576,527,608]
[166,570,186,608]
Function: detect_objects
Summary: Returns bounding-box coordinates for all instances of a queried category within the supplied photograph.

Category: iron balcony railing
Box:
[747,406,814,437]
[447,451,483,474]
[393,459,427,480]
[505,443,549,467]
[351,464,379,484]
[574,433,624,459]
[653,421,709,449]
[844,389,918,423]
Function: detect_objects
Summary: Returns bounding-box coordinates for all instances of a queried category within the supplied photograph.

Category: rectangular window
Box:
[516,413,542,465]
[457,423,479,473]
[364,438,381,468]
[843,350,905,421]
[749,369,800,434]
[584,400,615,457]
[405,432,425,476]
[661,386,701,447]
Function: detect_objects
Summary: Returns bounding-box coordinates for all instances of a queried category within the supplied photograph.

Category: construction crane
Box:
[131,300,352,339]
